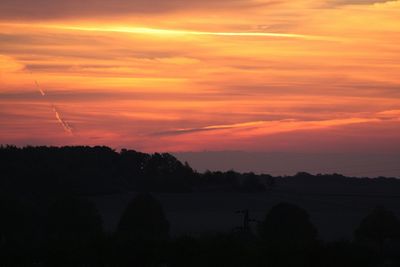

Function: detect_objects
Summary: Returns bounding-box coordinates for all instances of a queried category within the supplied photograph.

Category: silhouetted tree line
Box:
[1,192,400,266]
[3,146,399,197]
[0,146,273,196]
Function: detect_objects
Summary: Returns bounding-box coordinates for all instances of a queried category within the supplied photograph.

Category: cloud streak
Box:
[153,115,396,137]
[154,118,379,136]
[2,23,330,41]
[56,25,326,40]
[154,121,267,136]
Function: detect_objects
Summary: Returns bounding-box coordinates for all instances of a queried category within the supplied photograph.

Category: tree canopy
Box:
[355,206,400,251]
[116,193,170,242]
[259,202,318,248]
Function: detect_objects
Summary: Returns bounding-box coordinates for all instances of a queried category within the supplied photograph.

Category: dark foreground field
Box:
[1,146,400,266]
[92,189,400,241]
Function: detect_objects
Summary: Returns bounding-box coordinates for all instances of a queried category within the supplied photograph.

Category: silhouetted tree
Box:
[257,203,319,267]
[138,153,194,192]
[354,206,400,254]
[112,193,170,266]
[120,149,149,189]
[259,202,318,249]
[116,193,169,242]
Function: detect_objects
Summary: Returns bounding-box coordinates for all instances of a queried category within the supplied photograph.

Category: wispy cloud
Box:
[154,121,266,136]
[153,114,398,137]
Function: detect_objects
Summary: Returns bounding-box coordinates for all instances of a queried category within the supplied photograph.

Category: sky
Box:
[0,0,400,173]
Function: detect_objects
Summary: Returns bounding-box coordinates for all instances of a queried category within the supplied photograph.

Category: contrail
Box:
[35,80,46,96]
[52,105,74,134]
[33,77,74,134]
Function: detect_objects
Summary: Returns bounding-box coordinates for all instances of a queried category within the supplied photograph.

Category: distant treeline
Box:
[1,145,273,196]
[1,145,399,197]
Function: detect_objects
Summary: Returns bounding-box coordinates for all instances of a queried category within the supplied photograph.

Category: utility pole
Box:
[236,209,256,233]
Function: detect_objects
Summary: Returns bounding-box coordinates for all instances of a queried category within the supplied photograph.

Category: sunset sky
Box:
[1,0,400,163]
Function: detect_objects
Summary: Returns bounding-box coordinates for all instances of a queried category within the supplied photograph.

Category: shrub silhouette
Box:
[259,202,318,248]
[116,193,169,242]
